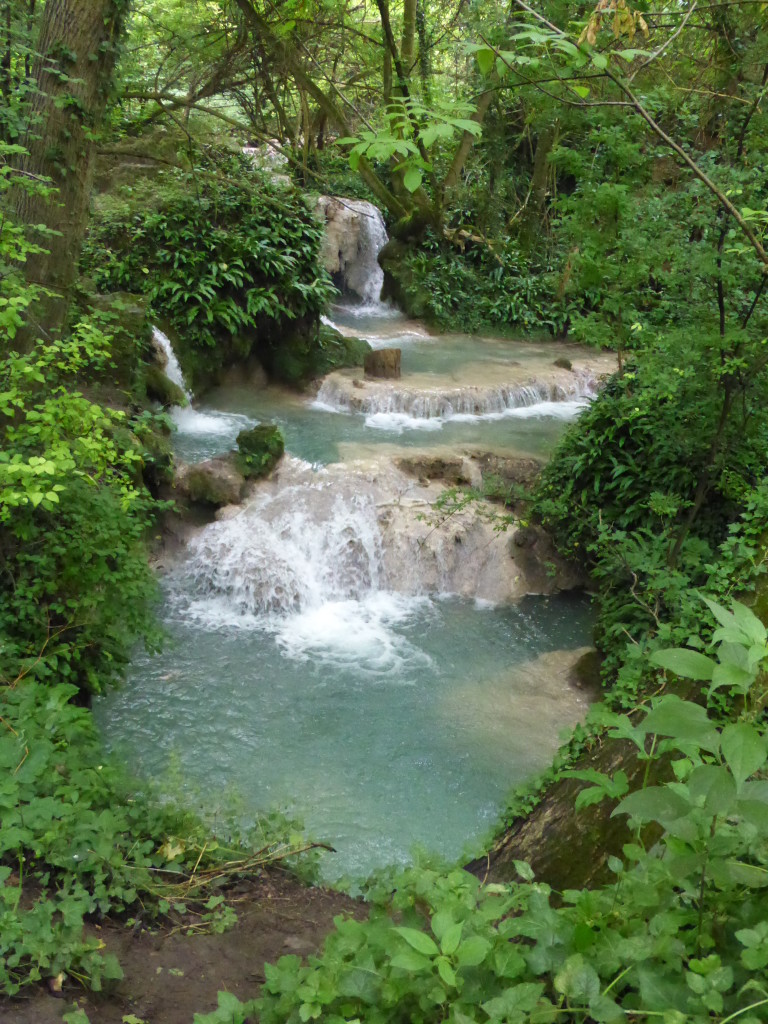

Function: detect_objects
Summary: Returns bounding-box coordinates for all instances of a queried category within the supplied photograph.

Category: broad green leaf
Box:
[441,922,463,955]
[721,723,767,788]
[572,85,590,99]
[687,765,737,815]
[650,648,715,681]
[554,954,600,1003]
[403,166,423,193]
[390,950,431,972]
[456,935,491,967]
[475,48,495,75]
[482,982,545,1018]
[393,926,439,956]
[613,786,690,825]
[437,957,457,987]
[642,697,720,752]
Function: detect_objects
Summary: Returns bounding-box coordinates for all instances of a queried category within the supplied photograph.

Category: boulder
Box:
[236,423,285,479]
[175,456,245,507]
[364,348,401,379]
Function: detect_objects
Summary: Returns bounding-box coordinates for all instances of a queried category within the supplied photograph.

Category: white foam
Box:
[170,406,254,436]
[365,412,444,433]
[275,592,432,672]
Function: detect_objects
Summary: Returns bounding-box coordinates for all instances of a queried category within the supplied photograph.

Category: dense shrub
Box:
[81,152,337,390]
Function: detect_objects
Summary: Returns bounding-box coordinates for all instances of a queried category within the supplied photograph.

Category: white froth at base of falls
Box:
[168,457,556,666]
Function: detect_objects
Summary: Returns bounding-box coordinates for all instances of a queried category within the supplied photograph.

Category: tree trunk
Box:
[13,0,126,347]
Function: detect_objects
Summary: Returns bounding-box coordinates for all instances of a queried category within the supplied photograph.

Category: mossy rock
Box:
[378,238,435,321]
[75,288,153,395]
[145,365,187,408]
[553,357,573,371]
[264,323,371,386]
[179,457,245,506]
[236,423,285,479]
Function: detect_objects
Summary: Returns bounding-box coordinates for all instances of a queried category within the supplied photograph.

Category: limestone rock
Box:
[364,348,401,379]
[175,456,245,507]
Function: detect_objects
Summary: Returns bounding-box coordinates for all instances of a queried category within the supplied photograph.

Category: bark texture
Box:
[14,0,126,345]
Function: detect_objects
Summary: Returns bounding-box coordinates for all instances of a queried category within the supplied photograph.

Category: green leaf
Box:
[393,926,439,956]
[475,48,495,75]
[440,922,463,955]
[403,166,423,193]
[456,935,491,967]
[613,786,690,825]
[437,957,457,987]
[642,697,720,752]
[721,724,767,789]
[390,950,432,972]
[571,85,590,99]
[554,954,600,1003]
[650,648,715,681]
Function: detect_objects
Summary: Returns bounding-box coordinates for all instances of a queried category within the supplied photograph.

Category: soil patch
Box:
[4,870,361,1024]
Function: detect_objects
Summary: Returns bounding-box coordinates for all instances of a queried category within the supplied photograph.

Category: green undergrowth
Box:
[391,230,567,335]
[0,675,316,997]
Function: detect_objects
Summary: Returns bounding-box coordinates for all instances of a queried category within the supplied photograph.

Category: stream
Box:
[95,211,605,884]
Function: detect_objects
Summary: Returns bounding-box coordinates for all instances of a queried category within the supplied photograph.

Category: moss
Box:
[235,423,285,479]
[145,364,187,408]
[553,357,573,371]
[262,322,371,387]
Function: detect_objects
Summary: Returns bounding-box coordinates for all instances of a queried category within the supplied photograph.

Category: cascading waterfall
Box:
[152,327,191,398]
[180,464,384,618]
[315,372,599,425]
[340,200,389,306]
[151,326,254,455]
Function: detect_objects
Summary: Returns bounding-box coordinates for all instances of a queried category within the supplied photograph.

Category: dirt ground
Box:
[3,870,361,1024]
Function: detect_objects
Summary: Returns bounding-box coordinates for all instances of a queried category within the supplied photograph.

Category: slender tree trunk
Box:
[13,0,126,347]
[400,0,417,77]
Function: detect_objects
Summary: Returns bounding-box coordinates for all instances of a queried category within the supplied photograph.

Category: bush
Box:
[81,152,337,391]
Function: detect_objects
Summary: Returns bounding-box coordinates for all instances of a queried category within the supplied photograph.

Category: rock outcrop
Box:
[175,456,246,507]
[364,348,401,379]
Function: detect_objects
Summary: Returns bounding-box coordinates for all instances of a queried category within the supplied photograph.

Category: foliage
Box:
[398,230,565,334]
[209,601,768,1024]
[0,308,164,694]
[81,152,337,390]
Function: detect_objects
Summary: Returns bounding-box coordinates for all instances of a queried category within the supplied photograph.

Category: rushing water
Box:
[98,277,600,883]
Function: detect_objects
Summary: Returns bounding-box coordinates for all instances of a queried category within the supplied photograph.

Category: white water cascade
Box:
[314,371,599,432]
[151,326,254,450]
[152,327,191,398]
[181,462,384,618]
[316,197,390,310]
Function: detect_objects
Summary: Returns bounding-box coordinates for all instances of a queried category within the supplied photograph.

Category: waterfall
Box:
[317,197,390,309]
[340,200,388,306]
[315,373,598,425]
[178,462,384,618]
[152,327,191,399]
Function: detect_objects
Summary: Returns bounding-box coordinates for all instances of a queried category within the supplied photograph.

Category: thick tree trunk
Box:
[13,0,125,347]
